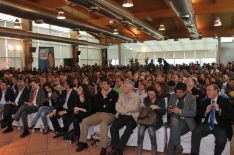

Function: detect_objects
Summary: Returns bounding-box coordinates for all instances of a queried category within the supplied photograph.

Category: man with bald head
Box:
[109,81,141,155]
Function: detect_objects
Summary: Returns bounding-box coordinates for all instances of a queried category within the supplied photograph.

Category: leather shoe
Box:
[20,129,30,138]
[108,149,117,155]
[53,132,64,138]
[175,144,183,154]
[100,148,107,155]
[3,126,13,133]
[76,142,88,152]
[43,129,49,135]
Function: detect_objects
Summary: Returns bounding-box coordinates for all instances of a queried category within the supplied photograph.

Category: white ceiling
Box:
[122,38,218,52]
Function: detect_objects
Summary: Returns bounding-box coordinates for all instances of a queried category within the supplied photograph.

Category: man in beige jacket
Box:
[108,81,141,155]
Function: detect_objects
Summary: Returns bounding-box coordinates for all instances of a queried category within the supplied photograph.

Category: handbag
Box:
[137,106,158,126]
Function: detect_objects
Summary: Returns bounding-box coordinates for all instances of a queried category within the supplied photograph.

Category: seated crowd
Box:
[0,62,233,155]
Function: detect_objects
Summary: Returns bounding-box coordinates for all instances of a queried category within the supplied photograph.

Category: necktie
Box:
[32,89,37,104]
[209,100,215,131]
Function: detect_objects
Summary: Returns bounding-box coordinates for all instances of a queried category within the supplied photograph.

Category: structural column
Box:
[21,19,33,70]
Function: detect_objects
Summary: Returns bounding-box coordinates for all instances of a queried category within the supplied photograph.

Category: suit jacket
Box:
[115,92,141,122]
[56,89,78,114]
[14,88,30,107]
[199,95,233,140]
[168,93,197,130]
[0,88,15,103]
[28,87,46,106]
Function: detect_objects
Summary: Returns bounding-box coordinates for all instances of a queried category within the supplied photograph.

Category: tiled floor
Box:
[0,127,233,155]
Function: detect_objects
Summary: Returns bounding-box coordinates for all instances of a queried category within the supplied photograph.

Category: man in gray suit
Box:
[167,83,196,155]
[13,80,45,138]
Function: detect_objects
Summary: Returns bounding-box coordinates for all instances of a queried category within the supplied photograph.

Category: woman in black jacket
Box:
[137,86,166,155]
[73,84,93,145]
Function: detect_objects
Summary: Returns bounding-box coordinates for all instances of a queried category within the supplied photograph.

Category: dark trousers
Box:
[13,104,38,130]
[50,112,74,133]
[3,104,18,127]
[167,117,190,155]
[191,123,228,155]
[110,115,137,151]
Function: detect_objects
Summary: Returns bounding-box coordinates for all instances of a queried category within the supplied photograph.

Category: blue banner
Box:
[38,47,54,70]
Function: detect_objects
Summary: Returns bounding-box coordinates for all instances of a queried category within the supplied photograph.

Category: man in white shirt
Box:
[191,84,234,155]
[2,80,29,133]
[13,80,45,138]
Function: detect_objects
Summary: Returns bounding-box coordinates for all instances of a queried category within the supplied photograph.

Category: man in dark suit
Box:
[49,79,78,138]
[191,84,234,155]
[13,80,45,137]
[0,79,15,127]
[2,80,29,133]
[167,83,197,155]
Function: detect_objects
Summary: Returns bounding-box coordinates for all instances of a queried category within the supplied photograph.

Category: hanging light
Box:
[57,10,66,19]
[122,0,134,7]
[214,17,222,27]
[14,18,21,28]
[159,24,166,31]
[113,28,119,35]
[109,19,114,25]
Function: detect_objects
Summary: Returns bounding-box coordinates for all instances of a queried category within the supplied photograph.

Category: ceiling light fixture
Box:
[122,0,134,8]
[14,19,21,28]
[181,14,190,20]
[109,19,114,24]
[214,17,222,27]
[113,28,119,35]
[159,24,166,31]
[57,10,66,20]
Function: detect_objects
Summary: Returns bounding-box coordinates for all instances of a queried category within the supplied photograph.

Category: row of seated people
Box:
[0,77,233,155]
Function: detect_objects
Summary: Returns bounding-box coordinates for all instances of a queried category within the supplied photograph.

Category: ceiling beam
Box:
[134,2,234,19]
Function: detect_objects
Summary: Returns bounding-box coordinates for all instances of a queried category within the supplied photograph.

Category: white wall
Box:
[220,42,234,65]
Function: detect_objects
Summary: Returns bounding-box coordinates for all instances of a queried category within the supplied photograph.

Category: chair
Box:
[167,128,192,153]
[143,125,166,152]
[199,134,230,155]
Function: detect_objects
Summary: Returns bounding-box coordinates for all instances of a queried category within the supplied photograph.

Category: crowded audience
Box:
[0,61,233,155]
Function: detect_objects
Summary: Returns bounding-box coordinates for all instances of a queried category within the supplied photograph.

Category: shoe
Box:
[116,149,123,155]
[100,148,107,155]
[43,129,49,135]
[20,129,30,138]
[108,149,117,155]
[3,126,13,133]
[175,144,183,154]
[28,125,35,129]
[76,142,88,152]
[53,132,64,138]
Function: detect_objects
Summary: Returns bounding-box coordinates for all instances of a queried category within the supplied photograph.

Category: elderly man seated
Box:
[108,81,141,155]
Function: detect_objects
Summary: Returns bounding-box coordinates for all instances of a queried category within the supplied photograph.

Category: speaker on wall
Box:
[29,47,36,53]
[77,50,81,56]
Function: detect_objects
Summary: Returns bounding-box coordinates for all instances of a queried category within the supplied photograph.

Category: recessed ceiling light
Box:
[122,0,134,8]
[113,28,119,35]
[159,24,166,31]
[57,10,66,20]
[214,17,222,27]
